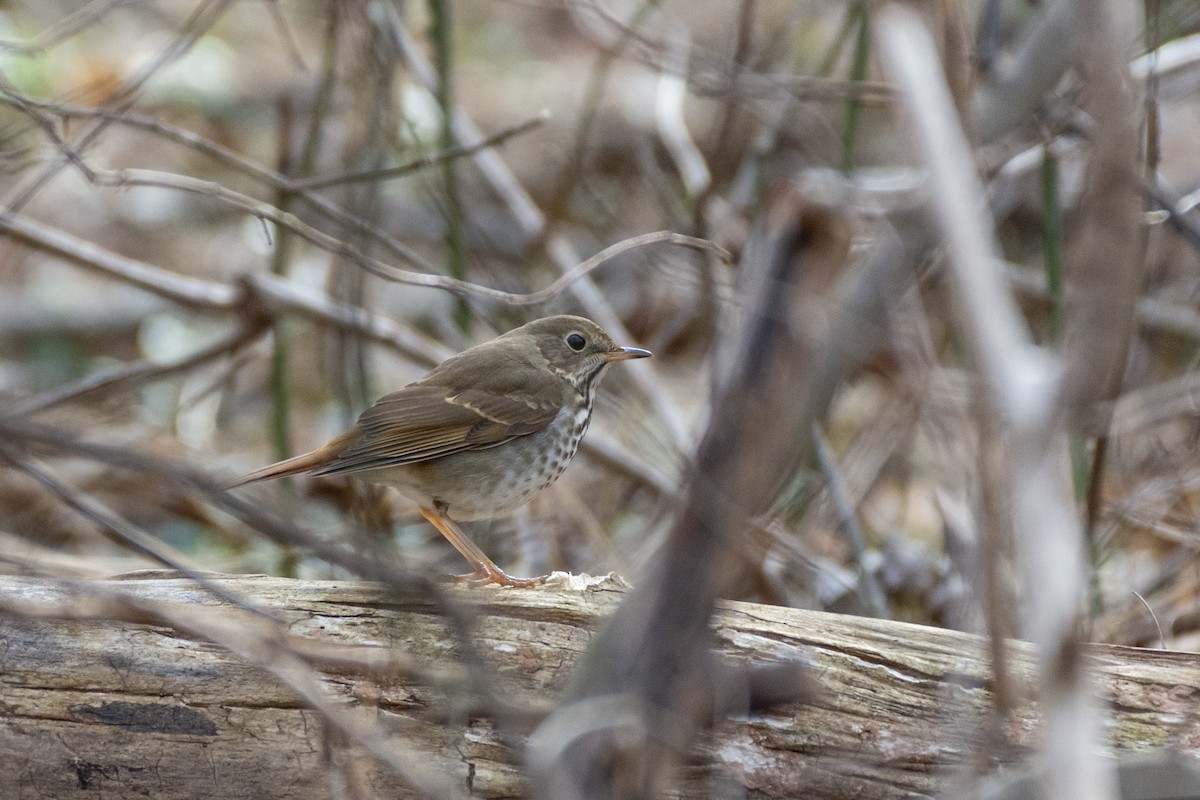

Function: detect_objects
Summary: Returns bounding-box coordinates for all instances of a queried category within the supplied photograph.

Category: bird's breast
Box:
[368,406,591,521]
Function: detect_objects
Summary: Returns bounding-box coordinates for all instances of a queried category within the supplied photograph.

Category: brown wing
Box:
[313,353,565,475]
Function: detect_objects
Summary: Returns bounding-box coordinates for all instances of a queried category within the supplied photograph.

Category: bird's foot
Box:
[450,566,548,588]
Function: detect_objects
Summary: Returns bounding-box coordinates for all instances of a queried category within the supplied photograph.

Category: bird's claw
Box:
[450,568,548,588]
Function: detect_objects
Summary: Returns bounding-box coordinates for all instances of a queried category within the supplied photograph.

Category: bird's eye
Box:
[566,332,587,352]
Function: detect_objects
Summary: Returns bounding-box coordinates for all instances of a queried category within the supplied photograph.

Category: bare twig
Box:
[811,422,889,618]
[0,211,240,309]
[0,207,727,310]
[292,111,549,191]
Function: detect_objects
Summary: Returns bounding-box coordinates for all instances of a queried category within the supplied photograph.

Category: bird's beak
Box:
[606,345,653,362]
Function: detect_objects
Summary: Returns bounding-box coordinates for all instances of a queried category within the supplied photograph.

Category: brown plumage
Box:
[235,315,651,586]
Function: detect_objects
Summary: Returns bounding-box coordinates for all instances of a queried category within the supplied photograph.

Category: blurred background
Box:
[1,0,1200,650]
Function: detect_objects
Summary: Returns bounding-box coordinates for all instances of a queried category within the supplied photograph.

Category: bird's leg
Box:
[419,507,547,588]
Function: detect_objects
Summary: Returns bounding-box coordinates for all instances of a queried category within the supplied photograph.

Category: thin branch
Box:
[0,204,727,309]
[10,318,270,416]
[291,110,549,191]
[0,211,241,309]
[811,423,889,619]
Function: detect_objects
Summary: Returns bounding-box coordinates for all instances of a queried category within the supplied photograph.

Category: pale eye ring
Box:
[566,332,586,351]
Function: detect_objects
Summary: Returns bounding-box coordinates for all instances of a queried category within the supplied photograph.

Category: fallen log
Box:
[0,572,1196,799]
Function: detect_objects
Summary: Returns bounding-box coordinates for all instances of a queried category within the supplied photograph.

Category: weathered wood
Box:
[0,573,1196,799]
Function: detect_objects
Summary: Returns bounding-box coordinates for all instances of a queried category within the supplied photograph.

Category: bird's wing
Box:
[314,376,562,476]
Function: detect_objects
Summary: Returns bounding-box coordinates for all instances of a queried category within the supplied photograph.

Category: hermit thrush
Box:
[234,315,651,586]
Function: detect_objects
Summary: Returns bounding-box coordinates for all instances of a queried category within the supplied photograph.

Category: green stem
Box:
[428,0,469,331]
[838,2,871,175]
[1040,145,1064,341]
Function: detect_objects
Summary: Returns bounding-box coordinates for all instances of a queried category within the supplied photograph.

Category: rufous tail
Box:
[230,429,357,487]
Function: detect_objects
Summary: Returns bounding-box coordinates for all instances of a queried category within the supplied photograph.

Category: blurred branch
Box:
[970,0,1078,144]
[879,16,1048,412]
[548,0,650,219]
[261,6,338,513]
[531,184,852,798]
[1055,4,1143,429]
[1131,31,1200,82]
[242,271,454,366]
[426,0,469,330]
[0,448,210,575]
[656,38,711,200]
[1140,177,1200,259]
[877,7,1121,800]
[838,1,871,173]
[0,208,448,364]
[1053,0,1144,592]
[1005,261,1200,341]
[692,72,895,104]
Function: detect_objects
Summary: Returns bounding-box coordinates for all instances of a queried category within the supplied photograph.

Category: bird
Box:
[234,315,652,587]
